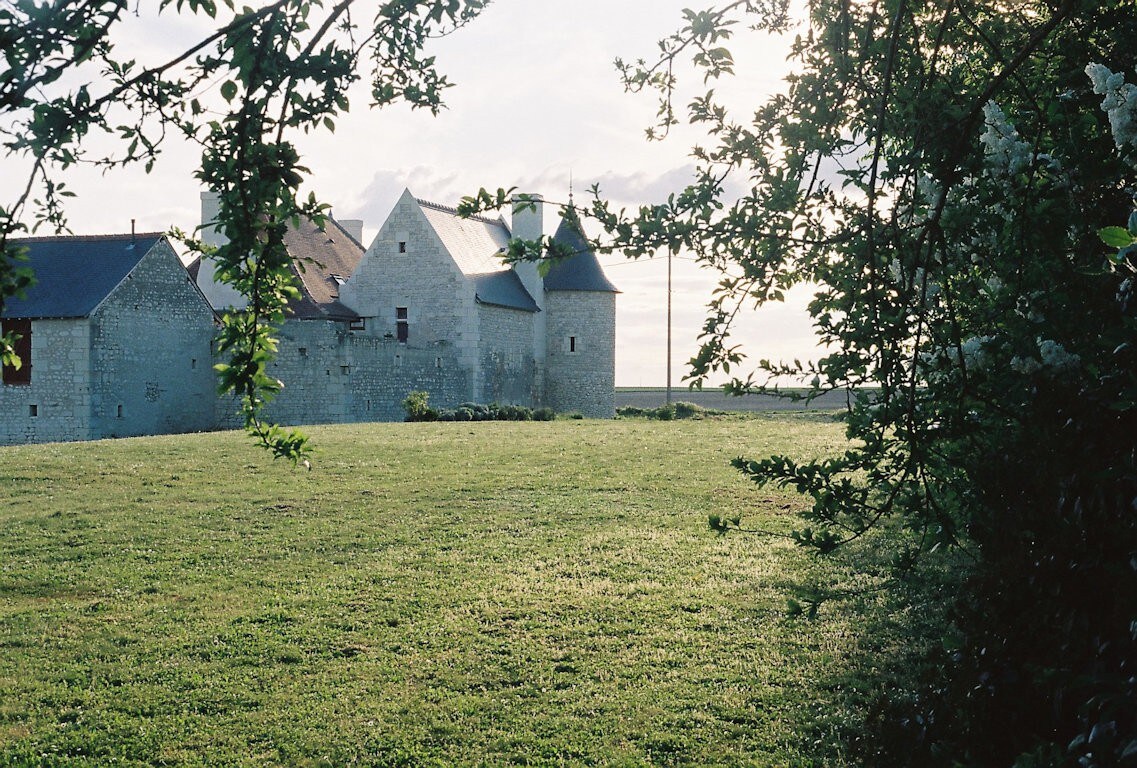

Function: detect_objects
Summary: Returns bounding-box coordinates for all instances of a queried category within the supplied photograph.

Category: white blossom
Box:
[888,258,903,283]
[1037,338,1080,370]
[916,173,943,209]
[1010,356,1042,375]
[980,101,1032,176]
[960,335,992,369]
[1086,63,1137,153]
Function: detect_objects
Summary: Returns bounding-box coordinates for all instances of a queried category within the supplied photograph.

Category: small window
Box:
[341,365,351,375]
[298,347,308,357]
[396,307,409,343]
[398,241,407,254]
[436,357,442,369]
[117,404,123,418]
[28,404,37,417]
[331,274,347,285]
[2,318,32,385]
[191,358,197,370]
[349,318,365,331]
[394,353,402,368]
[568,335,578,354]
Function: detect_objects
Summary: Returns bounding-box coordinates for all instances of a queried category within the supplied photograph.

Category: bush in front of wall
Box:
[426,401,560,422]
[402,391,438,422]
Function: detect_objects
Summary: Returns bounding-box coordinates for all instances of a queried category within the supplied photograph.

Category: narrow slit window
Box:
[117,404,123,418]
[398,241,407,254]
[568,336,577,353]
[29,404,37,417]
[396,307,409,343]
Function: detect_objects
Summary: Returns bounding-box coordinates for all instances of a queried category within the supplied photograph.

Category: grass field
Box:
[1,414,926,766]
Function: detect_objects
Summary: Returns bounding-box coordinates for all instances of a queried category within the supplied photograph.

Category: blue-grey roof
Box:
[2,234,164,319]
[416,197,540,312]
[544,214,619,293]
[474,270,540,312]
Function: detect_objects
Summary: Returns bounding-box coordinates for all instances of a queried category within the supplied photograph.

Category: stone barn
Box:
[0,234,218,445]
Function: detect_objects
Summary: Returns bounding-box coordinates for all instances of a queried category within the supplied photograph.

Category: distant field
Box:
[1,415,924,766]
[616,387,854,412]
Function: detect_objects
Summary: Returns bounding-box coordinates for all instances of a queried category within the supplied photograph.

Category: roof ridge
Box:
[417,198,500,226]
[10,232,166,243]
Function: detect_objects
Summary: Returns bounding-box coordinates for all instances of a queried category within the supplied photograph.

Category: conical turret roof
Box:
[543,209,619,293]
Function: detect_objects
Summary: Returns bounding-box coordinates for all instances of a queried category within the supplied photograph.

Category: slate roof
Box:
[418,198,539,313]
[473,271,540,312]
[544,210,619,293]
[282,216,365,321]
[2,233,165,319]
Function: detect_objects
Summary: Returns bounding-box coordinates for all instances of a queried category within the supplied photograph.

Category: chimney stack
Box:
[510,193,545,315]
[337,218,365,245]
[511,193,544,243]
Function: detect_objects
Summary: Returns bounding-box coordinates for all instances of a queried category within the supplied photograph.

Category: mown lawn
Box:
[1,414,911,766]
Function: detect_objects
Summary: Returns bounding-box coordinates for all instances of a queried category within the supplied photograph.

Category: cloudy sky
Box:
[4,0,822,388]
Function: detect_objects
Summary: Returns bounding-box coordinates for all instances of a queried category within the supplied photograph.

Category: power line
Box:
[598,254,700,268]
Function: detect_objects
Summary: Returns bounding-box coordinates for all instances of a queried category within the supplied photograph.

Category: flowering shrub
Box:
[583,1,1137,763]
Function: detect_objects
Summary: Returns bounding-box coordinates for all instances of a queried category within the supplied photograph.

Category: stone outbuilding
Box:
[1,234,218,445]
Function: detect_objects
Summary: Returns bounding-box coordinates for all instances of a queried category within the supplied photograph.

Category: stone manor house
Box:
[0,190,617,445]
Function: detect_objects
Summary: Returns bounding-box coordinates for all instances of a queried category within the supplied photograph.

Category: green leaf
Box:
[220,80,238,103]
[1098,226,1134,248]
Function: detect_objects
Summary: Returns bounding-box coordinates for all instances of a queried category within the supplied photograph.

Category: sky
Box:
[3,0,823,388]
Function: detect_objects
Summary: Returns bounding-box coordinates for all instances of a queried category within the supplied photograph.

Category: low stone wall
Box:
[614,388,853,412]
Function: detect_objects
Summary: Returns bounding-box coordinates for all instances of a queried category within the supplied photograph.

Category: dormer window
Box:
[331,274,347,286]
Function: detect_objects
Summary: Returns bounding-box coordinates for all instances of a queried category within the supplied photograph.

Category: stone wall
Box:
[477,303,539,405]
[260,319,472,425]
[0,320,91,445]
[544,291,616,418]
[89,240,219,439]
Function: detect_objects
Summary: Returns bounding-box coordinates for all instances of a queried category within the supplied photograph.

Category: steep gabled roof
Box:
[282,216,365,321]
[2,233,165,319]
[417,198,538,313]
[544,210,619,293]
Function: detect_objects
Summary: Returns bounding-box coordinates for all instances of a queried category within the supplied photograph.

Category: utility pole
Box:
[666,245,673,406]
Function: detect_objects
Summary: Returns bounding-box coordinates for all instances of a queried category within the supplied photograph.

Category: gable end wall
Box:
[89,241,218,438]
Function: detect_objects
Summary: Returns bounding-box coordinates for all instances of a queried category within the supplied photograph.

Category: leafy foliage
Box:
[591,1,1137,764]
[0,0,488,463]
[403,392,557,423]
[616,401,723,420]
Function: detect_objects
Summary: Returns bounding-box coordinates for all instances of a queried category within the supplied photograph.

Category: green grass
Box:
[1,414,912,766]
